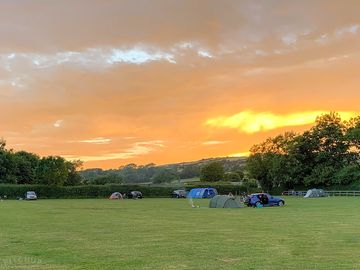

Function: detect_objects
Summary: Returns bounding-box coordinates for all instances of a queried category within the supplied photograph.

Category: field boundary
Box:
[282,190,360,196]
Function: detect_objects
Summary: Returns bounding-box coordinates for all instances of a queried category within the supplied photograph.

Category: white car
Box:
[25,191,37,200]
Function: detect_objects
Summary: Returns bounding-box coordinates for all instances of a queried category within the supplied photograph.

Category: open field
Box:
[0,197,359,270]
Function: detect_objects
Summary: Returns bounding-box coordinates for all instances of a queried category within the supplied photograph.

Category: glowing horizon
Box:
[206,111,359,134]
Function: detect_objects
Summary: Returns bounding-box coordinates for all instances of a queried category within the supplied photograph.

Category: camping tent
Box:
[188,188,218,199]
[209,195,244,208]
[109,192,123,200]
[304,189,327,198]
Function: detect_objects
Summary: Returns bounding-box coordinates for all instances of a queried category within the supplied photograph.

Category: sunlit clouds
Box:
[202,141,229,145]
[206,111,360,134]
[63,140,165,162]
[53,120,63,128]
[1,1,360,168]
[229,152,250,158]
[77,137,111,144]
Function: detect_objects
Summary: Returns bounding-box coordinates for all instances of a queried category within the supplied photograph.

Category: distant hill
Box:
[80,156,247,185]
[157,156,247,171]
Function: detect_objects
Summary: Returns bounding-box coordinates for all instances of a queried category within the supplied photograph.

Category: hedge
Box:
[0,184,175,199]
[0,183,262,199]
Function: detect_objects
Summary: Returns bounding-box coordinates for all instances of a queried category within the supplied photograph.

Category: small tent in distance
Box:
[209,195,244,208]
[188,188,218,199]
[304,189,328,198]
[109,192,123,200]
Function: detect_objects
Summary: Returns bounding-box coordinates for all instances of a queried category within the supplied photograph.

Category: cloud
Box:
[53,120,63,128]
[197,50,213,58]
[77,137,111,144]
[315,33,329,45]
[281,34,297,46]
[335,24,360,37]
[1,1,360,169]
[255,49,268,56]
[202,140,228,145]
[0,47,177,72]
[206,111,359,134]
[63,140,164,162]
[315,24,360,46]
[327,55,349,62]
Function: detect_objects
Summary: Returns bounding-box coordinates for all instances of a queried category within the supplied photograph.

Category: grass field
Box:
[0,197,359,270]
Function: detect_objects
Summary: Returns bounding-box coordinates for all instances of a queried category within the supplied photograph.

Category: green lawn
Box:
[0,197,359,270]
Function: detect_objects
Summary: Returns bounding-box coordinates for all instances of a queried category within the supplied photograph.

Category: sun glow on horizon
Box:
[206,111,359,134]
[229,151,250,158]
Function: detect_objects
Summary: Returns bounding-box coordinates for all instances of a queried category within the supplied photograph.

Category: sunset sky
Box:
[1,0,360,169]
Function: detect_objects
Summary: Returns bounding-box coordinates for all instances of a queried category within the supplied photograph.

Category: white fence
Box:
[326,190,360,196]
[282,190,360,196]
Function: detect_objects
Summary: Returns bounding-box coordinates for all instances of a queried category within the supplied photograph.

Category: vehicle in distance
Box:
[171,189,187,198]
[25,191,38,200]
[245,193,284,207]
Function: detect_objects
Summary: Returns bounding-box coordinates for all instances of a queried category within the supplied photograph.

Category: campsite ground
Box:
[0,197,359,270]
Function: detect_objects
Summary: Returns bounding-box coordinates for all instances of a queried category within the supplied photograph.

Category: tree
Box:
[246,112,360,189]
[200,162,224,182]
[0,138,6,151]
[35,156,69,186]
[246,153,273,191]
[92,172,123,185]
[346,116,360,155]
[64,160,83,186]
[178,164,200,179]
[119,163,142,183]
[242,178,258,193]
[334,164,360,185]
[223,172,241,182]
[0,149,18,184]
[0,140,18,184]
[311,112,349,163]
[13,151,40,184]
[151,168,178,183]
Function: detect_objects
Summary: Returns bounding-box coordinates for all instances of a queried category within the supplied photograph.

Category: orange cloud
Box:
[63,140,164,162]
[206,111,359,134]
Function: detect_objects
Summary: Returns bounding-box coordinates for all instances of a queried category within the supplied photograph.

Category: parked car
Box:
[245,193,284,207]
[25,191,37,200]
[171,189,187,198]
[127,191,143,199]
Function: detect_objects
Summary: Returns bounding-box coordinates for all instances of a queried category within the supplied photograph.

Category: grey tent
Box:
[209,195,244,208]
[304,188,327,198]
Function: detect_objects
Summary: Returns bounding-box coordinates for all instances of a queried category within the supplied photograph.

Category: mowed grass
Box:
[0,197,359,270]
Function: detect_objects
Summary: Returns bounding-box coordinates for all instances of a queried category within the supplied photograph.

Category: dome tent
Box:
[304,188,328,198]
[109,192,123,200]
[209,195,244,208]
[188,188,218,199]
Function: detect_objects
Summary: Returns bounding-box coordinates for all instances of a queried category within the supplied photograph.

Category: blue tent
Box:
[188,188,218,199]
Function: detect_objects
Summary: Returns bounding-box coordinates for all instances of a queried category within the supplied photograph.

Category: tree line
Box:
[246,112,360,191]
[0,139,82,186]
[80,157,247,185]
[0,136,248,186]
[6,112,357,189]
